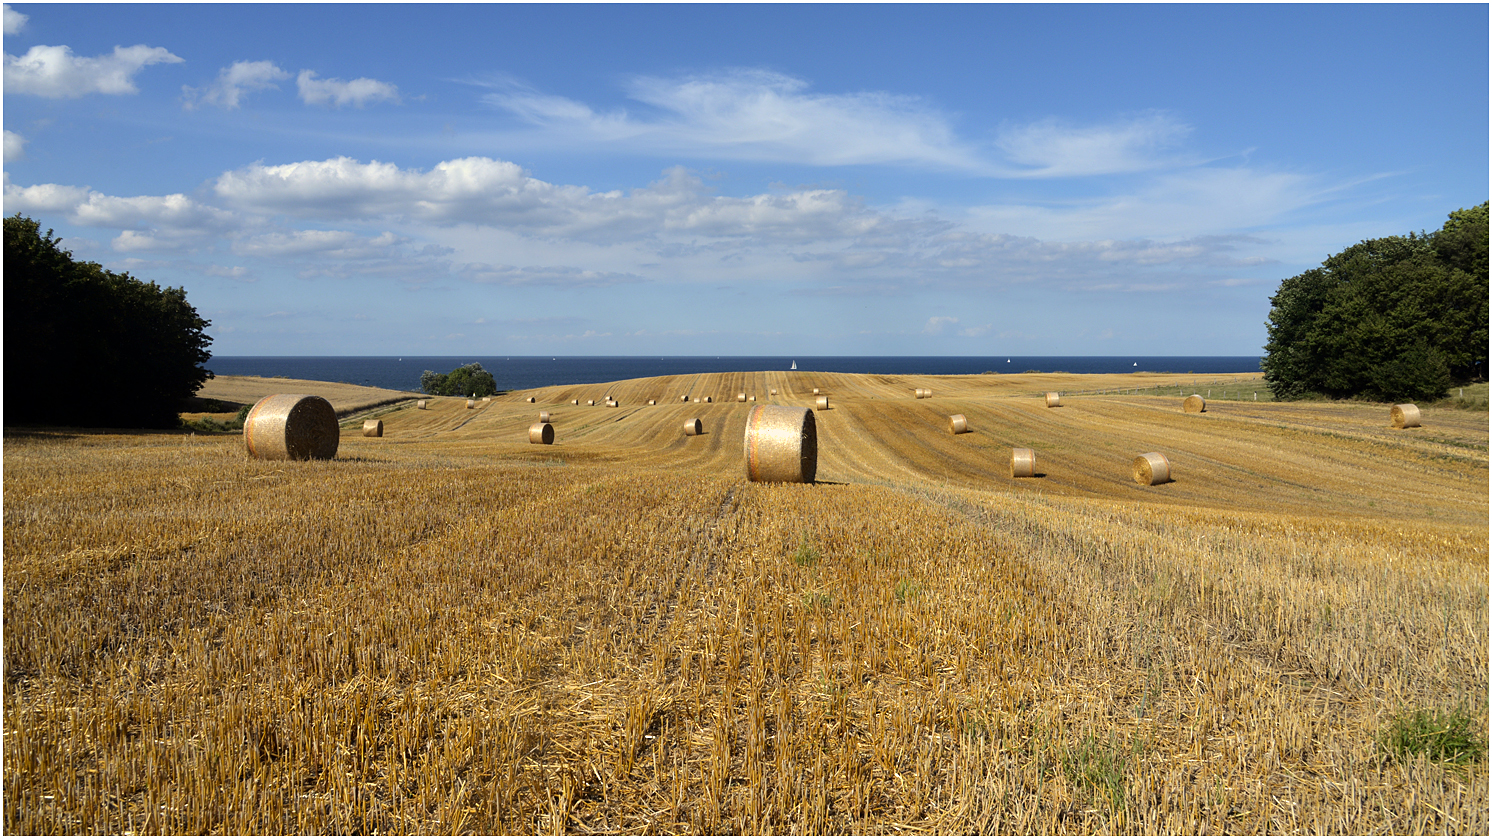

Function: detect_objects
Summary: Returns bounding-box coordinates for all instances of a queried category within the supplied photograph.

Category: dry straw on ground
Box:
[683,418,703,437]
[1133,451,1172,485]
[1046,392,1062,407]
[744,404,817,483]
[528,422,554,445]
[949,414,968,434]
[1011,446,1037,477]
[1184,394,1207,413]
[362,420,383,438]
[1392,403,1422,428]
[243,394,340,461]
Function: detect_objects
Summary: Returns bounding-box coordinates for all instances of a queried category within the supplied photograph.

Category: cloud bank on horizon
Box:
[2,3,1485,356]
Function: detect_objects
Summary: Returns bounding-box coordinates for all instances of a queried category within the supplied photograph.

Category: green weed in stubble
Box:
[1377,705,1487,765]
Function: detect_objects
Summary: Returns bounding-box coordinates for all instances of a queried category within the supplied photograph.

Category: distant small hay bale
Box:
[915,387,933,399]
[815,395,830,411]
[1183,394,1206,413]
[417,399,427,410]
[704,396,713,403]
[770,388,778,395]
[1045,392,1061,408]
[949,414,968,434]
[648,399,657,405]
[681,395,689,402]
[1391,403,1421,428]
[525,396,535,403]
[362,419,383,438]
[608,400,619,407]
[813,387,821,395]
[693,397,701,403]
[539,411,551,423]
[483,396,493,402]
[737,393,746,402]
[466,399,476,409]
[1133,452,1172,486]
[528,422,555,445]
[749,395,757,402]
[243,394,339,461]
[744,404,817,483]
[683,418,703,436]
[1011,447,1036,478]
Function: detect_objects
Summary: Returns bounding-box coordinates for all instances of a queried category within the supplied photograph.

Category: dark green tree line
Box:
[420,362,499,397]
[5,215,214,427]
[1261,202,1488,402]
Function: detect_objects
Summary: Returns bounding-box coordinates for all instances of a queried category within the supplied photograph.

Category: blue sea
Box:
[204,356,1263,393]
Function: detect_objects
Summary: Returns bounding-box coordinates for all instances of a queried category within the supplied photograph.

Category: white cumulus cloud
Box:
[3,3,27,35]
[182,60,288,110]
[3,129,25,162]
[4,43,182,97]
[296,70,399,108]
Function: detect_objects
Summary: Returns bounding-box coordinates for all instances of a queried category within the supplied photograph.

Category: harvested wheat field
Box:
[4,370,1487,834]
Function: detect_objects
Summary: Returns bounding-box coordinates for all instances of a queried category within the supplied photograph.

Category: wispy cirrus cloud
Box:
[4,43,182,97]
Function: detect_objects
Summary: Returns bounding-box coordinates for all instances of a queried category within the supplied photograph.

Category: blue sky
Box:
[4,3,1486,357]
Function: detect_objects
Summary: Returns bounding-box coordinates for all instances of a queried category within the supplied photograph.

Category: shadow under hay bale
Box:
[744,404,817,483]
[1391,403,1421,428]
[683,418,702,436]
[1183,394,1206,413]
[528,422,554,445]
[1011,447,1036,478]
[949,414,968,434]
[362,419,383,438]
[1045,392,1061,408]
[244,394,339,461]
[1133,452,1172,486]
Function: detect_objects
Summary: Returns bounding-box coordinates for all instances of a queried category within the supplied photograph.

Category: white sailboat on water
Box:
[790,360,797,370]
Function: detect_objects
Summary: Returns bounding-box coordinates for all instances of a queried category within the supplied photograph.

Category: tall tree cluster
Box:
[420,362,499,397]
[1262,203,1488,402]
[4,215,214,428]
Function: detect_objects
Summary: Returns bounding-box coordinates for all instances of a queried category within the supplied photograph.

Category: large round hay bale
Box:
[1391,403,1421,428]
[1133,452,1172,486]
[466,399,476,409]
[737,393,746,402]
[683,418,702,436]
[528,422,554,445]
[243,394,339,461]
[744,405,817,483]
[539,411,551,422]
[362,419,383,438]
[1183,394,1206,413]
[1045,392,1061,408]
[417,399,427,410]
[815,395,829,411]
[949,414,968,434]
[1011,447,1036,478]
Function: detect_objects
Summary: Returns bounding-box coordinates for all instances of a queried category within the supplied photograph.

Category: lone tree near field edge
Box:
[1261,202,1488,403]
[4,214,214,428]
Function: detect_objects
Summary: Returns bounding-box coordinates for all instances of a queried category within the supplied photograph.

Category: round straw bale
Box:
[539,411,551,422]
[528,422,554,445]
[466,399,476,409]
[770,388,777,396]
[588,399,596,406]
[914,387,925,399]
[704,396,713,403]
[737,393,746,402]
[571,399,579,405]
[813,387,821,395]
[681,395,689,402]
[417,399,427,409]
[609,400,619,408]
[1391,403,1421,428]
[648,399,657,405]
[1132,452,1172,486]
[1183,394,1206,413]
[749,395,757,402]
[483,396,492,402]
[684,418,702,436]
[362,419,383,438]
[693,397,700,403]
[1011,447,1036,478]
[744,405,817,483]
[243,394,339,461]
[815,395,829,411]
[526,396,535,403]
[949,414,968,434]
[1045,392,1061,408]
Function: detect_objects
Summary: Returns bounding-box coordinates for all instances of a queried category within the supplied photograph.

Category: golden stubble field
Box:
[4,370,1487,834]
